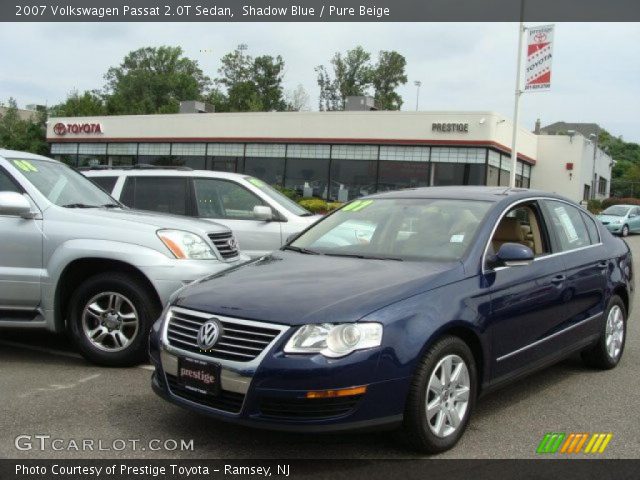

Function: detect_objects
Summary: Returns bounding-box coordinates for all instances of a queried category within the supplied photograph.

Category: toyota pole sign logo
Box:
[197,319,223,350]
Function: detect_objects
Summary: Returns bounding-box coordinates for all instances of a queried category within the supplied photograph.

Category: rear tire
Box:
[581,295,626,370]
[399,336,477,453]
[68,272,159,367]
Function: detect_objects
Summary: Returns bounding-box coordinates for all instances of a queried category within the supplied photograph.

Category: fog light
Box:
[305,385,367,399]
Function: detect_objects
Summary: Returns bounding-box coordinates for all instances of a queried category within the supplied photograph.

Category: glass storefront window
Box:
[109,156,135,167]
[378,161,430,192]
[208,156,239,172]
[329,159,377,201]
[284,157,330,198]
[432,163,485,186]
[244,157,285,186]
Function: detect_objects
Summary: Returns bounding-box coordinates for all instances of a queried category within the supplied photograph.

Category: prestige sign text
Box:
[432,123,469,133]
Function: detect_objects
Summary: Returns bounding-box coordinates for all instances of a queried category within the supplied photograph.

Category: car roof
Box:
[0,149,59,162]
[604,204,635,208]
[366,186,565,203]
[82,168,250,181]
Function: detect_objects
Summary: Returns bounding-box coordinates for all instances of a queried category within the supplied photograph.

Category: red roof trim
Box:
[46,136,537,165]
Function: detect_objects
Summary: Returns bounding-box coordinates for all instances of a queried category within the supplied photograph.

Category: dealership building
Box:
[45,109,613,203]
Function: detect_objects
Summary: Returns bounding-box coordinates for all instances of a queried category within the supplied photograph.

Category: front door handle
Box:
[550,275,566,285]
[597,261,609,269]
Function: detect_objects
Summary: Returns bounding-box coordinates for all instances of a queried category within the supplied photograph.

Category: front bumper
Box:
[149,314,409,432]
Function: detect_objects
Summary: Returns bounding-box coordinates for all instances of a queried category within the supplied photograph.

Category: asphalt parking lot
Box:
[1,237,639,460]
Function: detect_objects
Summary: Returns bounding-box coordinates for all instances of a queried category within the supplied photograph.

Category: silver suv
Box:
[83,169,321,258]
[0,150,248,366]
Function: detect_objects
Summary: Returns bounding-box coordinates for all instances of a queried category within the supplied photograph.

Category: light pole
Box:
[414,80,422,111]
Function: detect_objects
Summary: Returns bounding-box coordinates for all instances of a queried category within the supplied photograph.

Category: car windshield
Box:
[602,206,630,217]
[289,198,492,261]
[244,176,312,216]
[10,158,118,208]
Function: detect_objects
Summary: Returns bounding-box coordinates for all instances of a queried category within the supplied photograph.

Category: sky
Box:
[1,22,639,142]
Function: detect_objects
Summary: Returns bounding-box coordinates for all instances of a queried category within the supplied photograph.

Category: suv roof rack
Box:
[77,164,193,171]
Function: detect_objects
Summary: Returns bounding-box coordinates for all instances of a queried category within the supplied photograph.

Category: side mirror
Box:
[630,213,637,218]
[0,192,33,218]
[253,205,273,221]
[494,242,534,267]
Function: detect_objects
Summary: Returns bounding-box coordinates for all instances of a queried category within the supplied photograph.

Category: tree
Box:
[49,90,106,117]
[285,85,310,111]
[0,98,48,155]
[104,46,211,115]
[217,45,287,112]
[372,51,408,110]
[316,46,373,111]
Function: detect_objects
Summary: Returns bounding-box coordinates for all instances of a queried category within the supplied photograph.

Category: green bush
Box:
[273,185,301,201]
[587,199,603,214]
[326,202,344,212]
[601,197,640,209]
[298,198,328,213]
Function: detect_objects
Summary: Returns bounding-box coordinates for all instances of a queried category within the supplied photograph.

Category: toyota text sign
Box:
[525,24,555,91]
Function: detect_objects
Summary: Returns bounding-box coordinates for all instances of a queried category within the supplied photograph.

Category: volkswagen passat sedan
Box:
[150,187,632,452]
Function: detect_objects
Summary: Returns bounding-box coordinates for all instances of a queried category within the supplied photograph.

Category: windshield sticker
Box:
[248,178,265,188]
[450,234,465,243]
[351,200,373,212]
[13,159,38,172]
[342,200,362,211]
[554,206,579,243]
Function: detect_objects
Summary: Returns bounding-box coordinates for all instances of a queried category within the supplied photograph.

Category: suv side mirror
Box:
[494,242,534,267]
[0,192,33,218]
[629,213,637,218]
[253,205,273,221]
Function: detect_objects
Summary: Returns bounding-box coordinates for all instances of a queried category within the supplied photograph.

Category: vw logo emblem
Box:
[197,319,223,350]
[227,237,238,250]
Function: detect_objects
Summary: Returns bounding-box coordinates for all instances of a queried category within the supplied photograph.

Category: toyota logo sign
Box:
[53,123,67,136]
[197,319,223,350]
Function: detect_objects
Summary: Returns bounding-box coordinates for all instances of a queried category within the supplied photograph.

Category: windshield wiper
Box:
[323,252,403,261]
[299,212,315,217]
[100,203,121,208]
[61,203,98,208]
[282,245,320,255]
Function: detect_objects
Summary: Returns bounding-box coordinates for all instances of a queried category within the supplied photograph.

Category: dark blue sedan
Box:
[149,187,633,453]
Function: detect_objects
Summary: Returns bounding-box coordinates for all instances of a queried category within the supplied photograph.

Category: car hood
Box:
[173,250,463,325]
[597,214,625,223]
[52,206,230,234]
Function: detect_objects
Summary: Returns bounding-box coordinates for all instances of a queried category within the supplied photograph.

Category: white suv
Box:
[83,168,321,258]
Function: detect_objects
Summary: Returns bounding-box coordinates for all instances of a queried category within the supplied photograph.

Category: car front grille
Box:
[165,374,244,414]
[208,232,239,260]
[166,308,285,362]
[259,395,364,420]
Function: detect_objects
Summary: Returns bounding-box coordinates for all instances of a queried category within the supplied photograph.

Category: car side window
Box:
[193,179,264,220]
[489,202,550,257]
[89,176,118,193]
[581,211,600,244]
[121,177,189,216]
[543,200,591,251]
[0,168,20,193]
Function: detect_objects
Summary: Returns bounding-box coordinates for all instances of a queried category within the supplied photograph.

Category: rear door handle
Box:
[550,275,566,285]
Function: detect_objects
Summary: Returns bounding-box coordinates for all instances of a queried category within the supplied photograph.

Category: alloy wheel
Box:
[81,292,139,352]
[425,354,471,438]
[605,305,624,360]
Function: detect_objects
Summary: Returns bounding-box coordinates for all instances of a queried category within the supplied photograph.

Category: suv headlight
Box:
[157,229,217,260]
[284,323,383,358]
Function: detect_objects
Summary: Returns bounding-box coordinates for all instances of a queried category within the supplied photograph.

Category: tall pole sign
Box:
[509,0,555,188]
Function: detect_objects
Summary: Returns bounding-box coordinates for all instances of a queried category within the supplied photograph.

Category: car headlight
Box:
[157,229,217,260]
[284,323,383,358]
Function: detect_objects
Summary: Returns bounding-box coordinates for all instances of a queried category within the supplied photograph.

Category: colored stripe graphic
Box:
[538,433,613,454]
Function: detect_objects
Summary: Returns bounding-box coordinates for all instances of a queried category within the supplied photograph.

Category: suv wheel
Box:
[582,295,626,369]
[68,273,159,367]
[400,336,477,453]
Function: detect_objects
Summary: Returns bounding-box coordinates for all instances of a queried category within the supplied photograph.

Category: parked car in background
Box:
[596,204,640,236]
[83,168,321,258]
[150,186,632,453]
[0,150,248,366]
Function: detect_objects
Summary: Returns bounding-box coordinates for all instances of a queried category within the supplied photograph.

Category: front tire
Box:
[68,272,160,367]
[621,225,629,237]
[582,295,626,369]
[400,336,477,453]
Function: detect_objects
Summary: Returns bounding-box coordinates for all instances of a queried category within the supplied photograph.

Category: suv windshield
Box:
[602,206,630,217]
[245,177,312,216]
[289,198,491,261]
[10,158,118,208]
